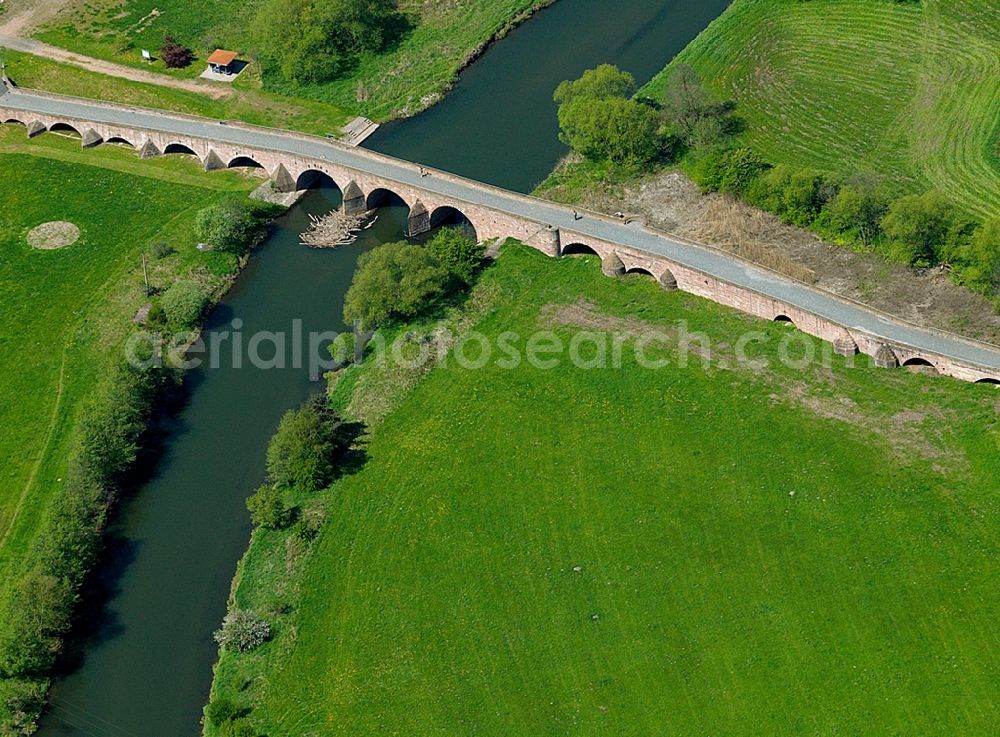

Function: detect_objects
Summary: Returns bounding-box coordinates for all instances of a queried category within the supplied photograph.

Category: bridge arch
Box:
[902,357,938,370]
[227,155,264,169]
[975,378,1000,386]
[430,206,478,242]
[560,243,600,258]
[106,136,135,148]
[366,188,409,211]
[295,169,340,191]
[774,314,795,325]
[163,143,199,156]
[48,122,81,137]
[625,267,655,278]
[2,118,26,127]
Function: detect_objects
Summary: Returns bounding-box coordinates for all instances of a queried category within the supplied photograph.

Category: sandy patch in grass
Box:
[27,221,80,249]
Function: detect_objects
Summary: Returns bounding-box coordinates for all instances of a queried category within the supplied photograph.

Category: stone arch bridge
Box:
[2,87,999,384]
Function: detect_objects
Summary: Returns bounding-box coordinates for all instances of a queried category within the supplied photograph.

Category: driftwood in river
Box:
[300,210,374,248]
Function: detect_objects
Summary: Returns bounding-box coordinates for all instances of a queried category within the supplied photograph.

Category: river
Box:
[36,1,731,734]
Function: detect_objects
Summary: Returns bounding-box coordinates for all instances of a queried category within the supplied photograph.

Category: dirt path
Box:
[0,0,229,98]
[1,36,232,98]
[0,0,77,37]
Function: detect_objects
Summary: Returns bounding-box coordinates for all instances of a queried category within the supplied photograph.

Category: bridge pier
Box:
[26,121,46,138]
[873,343,899,368]
[659,269,678,291]
[271,163,297,194]
[834,335,859,357]
[602,252,626,278]
[81,129,102,148]
[139,140,161,159]
[530,225,561,258]
[343,181,367,216]
[203,150,225,171]
[408,200,431,237]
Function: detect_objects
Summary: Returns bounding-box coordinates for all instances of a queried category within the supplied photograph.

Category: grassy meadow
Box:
[644,0,1000,220]
[35,0,550,121]
[0,123,255,652]
[3,51,351,137]
[209,245,1000,736]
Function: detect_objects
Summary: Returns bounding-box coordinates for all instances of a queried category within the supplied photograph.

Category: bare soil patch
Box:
[27,221,80,249]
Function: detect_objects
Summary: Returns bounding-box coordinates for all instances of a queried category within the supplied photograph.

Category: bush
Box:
[267,395,352,492]
[880,190,955,265]
[961,217,1000,294]
[160,35,194,69]
[0,678,47,735]
[160,279,210,327]
[427,228,485,287]
[748,164,832,227]
[819,182,889,247]
[196,199,278,255]
[343,241,449,329]
[148,240,176,259]
[214,610,271,653]
[221,719,257,737]
[246,485,291,530]
[205,697,241,727]
[694,147,770,195]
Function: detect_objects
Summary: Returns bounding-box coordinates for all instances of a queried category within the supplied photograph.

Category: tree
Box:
[554,64,635,106]
[553,65,663,167]
[266,395,352,491]
[246,485,291,530]
[214,610,270,653]
[427,228,485,287]
[557,96,662,166]
[880,190,954,264]
[343,241,449,329]
[252,0,404,85]
[196,199,275,255]
[661,63,738,149]
[160,35,194,69]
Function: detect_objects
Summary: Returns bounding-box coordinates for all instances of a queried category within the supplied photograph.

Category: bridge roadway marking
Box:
[2,87,999,374]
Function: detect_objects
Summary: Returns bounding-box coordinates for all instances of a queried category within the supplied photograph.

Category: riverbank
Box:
[207,243,1000,736]
[17,0,558,125]
[0,126,266,733]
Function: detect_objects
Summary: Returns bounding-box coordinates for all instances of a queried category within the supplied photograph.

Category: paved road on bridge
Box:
[3,86,999,372]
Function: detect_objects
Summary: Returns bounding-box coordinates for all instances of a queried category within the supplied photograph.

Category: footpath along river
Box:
[36,1,731,734]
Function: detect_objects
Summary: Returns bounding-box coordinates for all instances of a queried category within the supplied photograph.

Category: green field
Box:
[0,123,255,652]
[36,0,549,121]
[209,245,1000,736]
[643,0,1000,220]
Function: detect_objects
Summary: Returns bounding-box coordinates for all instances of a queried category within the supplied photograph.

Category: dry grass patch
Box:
[26,220,80,250]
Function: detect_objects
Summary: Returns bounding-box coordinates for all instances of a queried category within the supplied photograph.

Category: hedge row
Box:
[0,361,179,733]
[691,148,1000,301]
